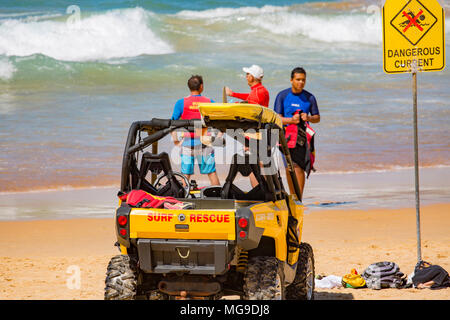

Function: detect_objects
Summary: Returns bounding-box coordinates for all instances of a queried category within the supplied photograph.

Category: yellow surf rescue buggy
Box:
[104,103,315,300]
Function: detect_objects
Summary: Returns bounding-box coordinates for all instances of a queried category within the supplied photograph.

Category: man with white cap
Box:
[225,64,269,107]
[225,65,270,188]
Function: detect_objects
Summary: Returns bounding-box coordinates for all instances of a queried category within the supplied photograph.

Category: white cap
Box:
[243,65,264,79]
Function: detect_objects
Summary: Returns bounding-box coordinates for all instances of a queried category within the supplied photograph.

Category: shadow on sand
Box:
[314,291,355,300]
[306,201,357,208]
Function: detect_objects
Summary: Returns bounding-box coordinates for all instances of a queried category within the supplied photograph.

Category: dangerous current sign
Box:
[383,0,445,73]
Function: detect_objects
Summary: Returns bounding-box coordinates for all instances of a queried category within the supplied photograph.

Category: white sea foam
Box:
[0,11,51,19]
[0,7,173,62]
[174,5,286,20]
[250,11,383,45]
[174,5,383,45]
[0,58,16,80]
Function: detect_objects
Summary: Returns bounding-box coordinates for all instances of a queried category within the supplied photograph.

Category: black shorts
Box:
[289,144,307,171]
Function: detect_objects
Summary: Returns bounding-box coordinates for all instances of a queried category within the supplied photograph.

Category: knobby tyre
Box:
[243,256,285,300]
[286,242,315,300]
[104,254,138,300]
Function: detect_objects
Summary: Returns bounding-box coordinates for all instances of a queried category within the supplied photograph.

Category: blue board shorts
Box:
[180,146,216,175]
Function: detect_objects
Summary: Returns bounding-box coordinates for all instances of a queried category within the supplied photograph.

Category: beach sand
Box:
[0,203,448,300]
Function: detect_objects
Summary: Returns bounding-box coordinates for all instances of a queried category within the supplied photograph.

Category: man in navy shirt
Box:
[274,67,320,198]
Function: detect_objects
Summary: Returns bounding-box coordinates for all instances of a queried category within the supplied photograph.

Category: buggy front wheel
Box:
[286,242,315,300]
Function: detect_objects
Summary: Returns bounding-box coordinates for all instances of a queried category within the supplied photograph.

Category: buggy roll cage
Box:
[120,117,303,202]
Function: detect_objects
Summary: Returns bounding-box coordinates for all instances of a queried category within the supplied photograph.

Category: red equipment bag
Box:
[284,111,316,176]
[118,190,181,208]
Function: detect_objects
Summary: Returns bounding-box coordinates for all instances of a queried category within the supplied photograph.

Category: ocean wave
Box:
[173,4,450,44]
[0,7,173,62]
[173,4,383,45]
[0,58,16,80]
[174,5,286,20]
[251,11,382,44]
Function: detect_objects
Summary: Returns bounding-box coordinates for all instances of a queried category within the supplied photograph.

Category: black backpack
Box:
[412,260,450,289]
[362,261,405,289]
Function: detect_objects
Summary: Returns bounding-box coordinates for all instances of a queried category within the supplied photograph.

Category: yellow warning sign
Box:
[383,0,445,73]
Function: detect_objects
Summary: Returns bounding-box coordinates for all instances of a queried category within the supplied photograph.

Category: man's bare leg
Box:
[285,168,294,195]
[285,164,305,198]
[295,165,305,197]
[208,171,220,186]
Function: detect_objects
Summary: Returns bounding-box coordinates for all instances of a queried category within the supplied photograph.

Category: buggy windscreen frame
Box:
[120,116,303,201]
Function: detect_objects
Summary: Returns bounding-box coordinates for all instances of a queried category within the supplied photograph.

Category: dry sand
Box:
[0,203,448,300]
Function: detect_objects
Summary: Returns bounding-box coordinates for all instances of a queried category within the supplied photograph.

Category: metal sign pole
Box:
[412,61,422,263]
[383,0,446,265]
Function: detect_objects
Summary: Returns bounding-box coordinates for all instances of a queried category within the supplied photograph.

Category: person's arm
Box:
[282,114,302,125]
[171,99,184,146]
[225,86,249,101]
[171,131,182,146]
[302,94,320,123]
[274,90,298,125]
[301,113,320,123]
[171,99,184,120]
[231,91,250,101]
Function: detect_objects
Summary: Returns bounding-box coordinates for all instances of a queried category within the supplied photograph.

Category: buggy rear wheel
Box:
[243,256,285,300]
[286,242,315,300]
[104,255,138,300]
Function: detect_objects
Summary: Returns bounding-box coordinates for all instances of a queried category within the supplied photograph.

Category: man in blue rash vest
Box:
[171,75,220,186]
[274,67,320,198]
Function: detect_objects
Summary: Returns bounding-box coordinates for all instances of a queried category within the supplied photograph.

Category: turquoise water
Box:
[0,0,449,193]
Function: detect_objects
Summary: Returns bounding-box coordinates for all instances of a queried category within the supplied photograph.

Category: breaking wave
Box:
[173,4,383,45]
[175,5,286,20]
[250,11,382,44]
[0,58,16,80]
[0,7,173,62]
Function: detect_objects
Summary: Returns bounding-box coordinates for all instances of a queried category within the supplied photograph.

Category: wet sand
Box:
[0,203,448,300]
[1,166,449,220]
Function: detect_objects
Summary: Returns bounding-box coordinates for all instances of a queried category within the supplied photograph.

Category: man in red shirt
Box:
[225,65,269,107]
[225,65,270,188]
